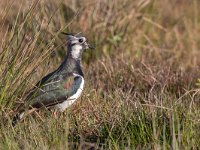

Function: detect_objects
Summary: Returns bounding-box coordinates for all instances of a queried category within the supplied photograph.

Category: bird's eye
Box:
[78,38,84,43]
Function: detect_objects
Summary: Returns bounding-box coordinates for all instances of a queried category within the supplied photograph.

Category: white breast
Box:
[71,45,82,59]
[55,73,84,112]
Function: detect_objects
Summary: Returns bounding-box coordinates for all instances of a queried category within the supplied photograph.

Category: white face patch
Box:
[71,44,82,59]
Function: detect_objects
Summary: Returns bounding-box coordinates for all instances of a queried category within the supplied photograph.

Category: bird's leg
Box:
[51,109,59,119]
[53,110,58,118]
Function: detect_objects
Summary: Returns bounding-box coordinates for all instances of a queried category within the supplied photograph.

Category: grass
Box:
[0,0,200,149]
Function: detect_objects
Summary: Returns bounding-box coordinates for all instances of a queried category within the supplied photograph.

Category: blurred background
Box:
[0,0,199,149]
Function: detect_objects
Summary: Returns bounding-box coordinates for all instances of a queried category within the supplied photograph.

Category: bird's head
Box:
[62,32,94,60]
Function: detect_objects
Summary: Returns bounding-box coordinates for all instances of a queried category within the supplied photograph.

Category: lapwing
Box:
[12,33,94,126]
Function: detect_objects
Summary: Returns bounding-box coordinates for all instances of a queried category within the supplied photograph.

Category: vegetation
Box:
[0,0,199,149]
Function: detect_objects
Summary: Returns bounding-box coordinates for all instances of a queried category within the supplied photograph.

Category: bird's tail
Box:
[12,111,25,127]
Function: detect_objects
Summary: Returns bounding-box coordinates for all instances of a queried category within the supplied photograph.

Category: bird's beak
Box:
[85,42,95,50]
[88,44,95,50]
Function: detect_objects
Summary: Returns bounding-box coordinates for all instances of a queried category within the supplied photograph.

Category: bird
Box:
[12,32,94,126]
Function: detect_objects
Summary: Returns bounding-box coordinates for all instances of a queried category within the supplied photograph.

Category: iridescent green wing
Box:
[26,75,83,108]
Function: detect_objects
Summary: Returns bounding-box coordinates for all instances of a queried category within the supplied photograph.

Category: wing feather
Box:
[24,75,83,109]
